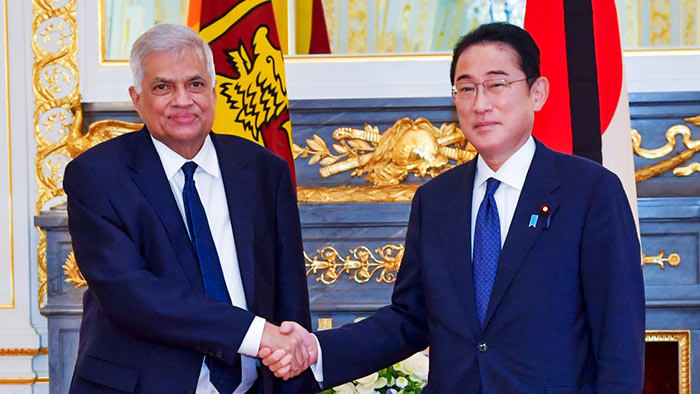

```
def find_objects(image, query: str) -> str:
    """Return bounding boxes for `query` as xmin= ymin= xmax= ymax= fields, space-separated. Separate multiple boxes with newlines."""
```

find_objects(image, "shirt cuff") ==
xmin=310 ymin=333 xmax=324 ymax=384
xmin=238 ymin=316 xmax=266 ymax=358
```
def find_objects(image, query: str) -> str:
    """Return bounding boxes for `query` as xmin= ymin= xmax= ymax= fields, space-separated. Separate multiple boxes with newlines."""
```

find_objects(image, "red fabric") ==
xmin=308 ymin=0 xmax=331 ymax=54
xmin=524 ymin=0 xmax=573 ymax=154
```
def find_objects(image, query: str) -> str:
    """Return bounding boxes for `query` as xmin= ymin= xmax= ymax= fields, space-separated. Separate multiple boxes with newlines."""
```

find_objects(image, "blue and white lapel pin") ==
xmin=530 ymin=204 xmax=552 ymax=229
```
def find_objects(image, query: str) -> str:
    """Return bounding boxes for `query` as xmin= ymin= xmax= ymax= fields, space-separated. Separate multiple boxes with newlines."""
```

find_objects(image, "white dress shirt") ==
xmin=310 ymin=136 xmax=538 ymax=386
xmin=471 ymin=136 xmax=536 ymax=256
xmin=151 ymin=135 xmax=266 ymax=394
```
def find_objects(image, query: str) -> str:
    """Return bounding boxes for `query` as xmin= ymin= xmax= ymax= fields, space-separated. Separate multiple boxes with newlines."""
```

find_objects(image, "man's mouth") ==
xmin=170 ymin=113 xmax=196 ymax=123
xmin=473 ymin=121 xmax=498 ymax=129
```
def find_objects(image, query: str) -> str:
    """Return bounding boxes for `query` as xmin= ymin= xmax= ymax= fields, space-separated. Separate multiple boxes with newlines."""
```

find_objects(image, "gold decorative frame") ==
xmin=0 ymin=348 xmax=48 ymax=356
xmin=0 ymin=0 xmax=13 ymax=310
xmin=32 ymin=0 xmax=81 ymax=307
xmin=0 ymin=377 xmax=49 ymax=385
xmin=0 ymin=348 xmax=49 ymax=385
xmin=645 ymin=330 xmax=691 ymax=394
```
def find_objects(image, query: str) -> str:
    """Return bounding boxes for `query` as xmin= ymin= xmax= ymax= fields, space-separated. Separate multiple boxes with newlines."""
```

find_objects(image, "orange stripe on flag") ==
xmin=187 ymin=0 xmax=202 ymax=32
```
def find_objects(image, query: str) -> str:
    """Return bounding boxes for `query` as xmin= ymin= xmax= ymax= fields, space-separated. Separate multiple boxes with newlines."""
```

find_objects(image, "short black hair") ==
xmin=450 ymin=22 xmax=541 ymax=87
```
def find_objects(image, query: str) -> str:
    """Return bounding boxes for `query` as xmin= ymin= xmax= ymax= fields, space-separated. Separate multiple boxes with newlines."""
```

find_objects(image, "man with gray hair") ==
xmin=64 ymin=23 xmax=317 ymax=393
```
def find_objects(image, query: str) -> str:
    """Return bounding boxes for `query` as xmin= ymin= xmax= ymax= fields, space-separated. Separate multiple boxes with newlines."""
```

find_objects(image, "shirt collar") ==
xmin=474 ymin=136 xmax=535 ymax=191
xmin=150 ymin=134 xmax=221 ymax=180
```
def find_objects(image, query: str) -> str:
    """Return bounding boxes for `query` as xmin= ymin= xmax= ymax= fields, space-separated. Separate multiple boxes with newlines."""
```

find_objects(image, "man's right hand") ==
xmin=258 ymin=321 xmax=317 ymax=380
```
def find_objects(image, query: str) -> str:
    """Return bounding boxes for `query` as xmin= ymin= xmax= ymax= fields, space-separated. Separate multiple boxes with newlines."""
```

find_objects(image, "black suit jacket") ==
xmin=316 ymin=141 xmax=645 ymax=394
xmin=64 ymin=128 xmax=316 ymax=393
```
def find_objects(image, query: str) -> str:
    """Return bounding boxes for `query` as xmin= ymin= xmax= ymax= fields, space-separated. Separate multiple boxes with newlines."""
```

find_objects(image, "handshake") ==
xmin=258 ymin=321 xmax=318 ymax=380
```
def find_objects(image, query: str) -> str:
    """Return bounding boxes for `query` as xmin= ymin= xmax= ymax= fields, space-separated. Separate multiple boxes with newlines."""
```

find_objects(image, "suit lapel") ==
xmin=126 ymin=128 xmax=203 ymax=290
xmin=482 ymin=141 xmax=561 ymax=328
xmin=439 ymin=160 xmax=482 ymax=339
xmin=211 ymin=133 xmax=257 ymax=308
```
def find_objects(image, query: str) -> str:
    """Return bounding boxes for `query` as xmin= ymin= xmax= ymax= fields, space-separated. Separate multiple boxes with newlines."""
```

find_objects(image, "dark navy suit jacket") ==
xmin=64 ymin=128 xmax=316 ymax=393
xmin=316 ymin=140 xmax=645 ymax=394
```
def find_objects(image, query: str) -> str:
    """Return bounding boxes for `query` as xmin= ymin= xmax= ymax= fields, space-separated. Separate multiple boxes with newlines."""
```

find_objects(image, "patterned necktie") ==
xmin=473 ymin=177 xmax=501 ymax=327
xmin=182 ymin=161 xmax=241 ymax=393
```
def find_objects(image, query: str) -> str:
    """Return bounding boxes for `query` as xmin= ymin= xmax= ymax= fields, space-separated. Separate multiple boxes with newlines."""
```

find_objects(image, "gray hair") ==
xmin=129 ymin=23 xmax=216 ymax=93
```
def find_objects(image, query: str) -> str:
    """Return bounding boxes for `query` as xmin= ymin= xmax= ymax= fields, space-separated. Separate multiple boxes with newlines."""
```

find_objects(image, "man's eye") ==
xmin=487 ymin=81 xmax=508 ymax=89
xmin=460 ymin=85 xmax=475 ymax=93
xmin=189 ymin=81 xmax=207 ymax=91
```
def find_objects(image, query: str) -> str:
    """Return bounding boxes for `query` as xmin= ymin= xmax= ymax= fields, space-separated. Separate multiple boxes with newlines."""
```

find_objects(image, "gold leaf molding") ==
xmin=645 ymin=330 xmax=690 ymax=394
xmin=305 ymin=244 xmax=404 ymax=285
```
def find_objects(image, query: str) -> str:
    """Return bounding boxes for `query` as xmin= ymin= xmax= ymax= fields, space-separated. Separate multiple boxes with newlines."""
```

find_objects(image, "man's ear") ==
xmin=128 ymin=86 xmax=141 ymax=114
xmin=531 ymin=76 xmax=549 ymax=111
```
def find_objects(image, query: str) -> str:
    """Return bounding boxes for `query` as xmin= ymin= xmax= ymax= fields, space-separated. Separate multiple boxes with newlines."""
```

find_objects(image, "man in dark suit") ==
xmin=64 ymin=23 xmax=315 ymax=393
xmin=263 ymin=22 xmax=645 ymax=393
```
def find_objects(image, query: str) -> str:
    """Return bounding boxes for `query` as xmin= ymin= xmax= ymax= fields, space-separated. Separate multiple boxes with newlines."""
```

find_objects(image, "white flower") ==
xmin=395 ymin=376 xmax=409 ymax=388
xmin=374 ymin=376 xmax=388 ymax=388
xmin=355 ymin=373 xmax=379 ymax=394
xmin=355 ymin=372 xmax=379 ymax=386
xmin=394 ymin=352 xmax=429 ymax=380
xmin=354 ymin=384 xmax=375 ymax=394
xmin=333 ymin=382 xmax=358 ymax=394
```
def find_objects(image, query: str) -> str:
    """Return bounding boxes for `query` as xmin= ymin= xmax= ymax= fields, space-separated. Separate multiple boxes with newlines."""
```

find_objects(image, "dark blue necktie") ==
xmin=182 ymin=161 xmax=241 ymax=393
xmin=473 ymin=177 xmax=501 ymax=327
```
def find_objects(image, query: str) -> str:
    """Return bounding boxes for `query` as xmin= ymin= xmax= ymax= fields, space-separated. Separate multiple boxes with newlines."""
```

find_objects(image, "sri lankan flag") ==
xmin=524 ymin=0 xmax=638 ymax=218
xmin=188 ymin=0 xmax=296 ymax=183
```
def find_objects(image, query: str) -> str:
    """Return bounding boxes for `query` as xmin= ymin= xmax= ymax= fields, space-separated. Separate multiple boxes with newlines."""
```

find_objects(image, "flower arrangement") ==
xmin=320 ymin=351 xmax=428 ymax=394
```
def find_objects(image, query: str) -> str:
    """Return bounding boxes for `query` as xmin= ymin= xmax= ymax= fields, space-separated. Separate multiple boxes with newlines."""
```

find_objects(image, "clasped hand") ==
xmin=258 ymin=321 xmax=317 ymax=380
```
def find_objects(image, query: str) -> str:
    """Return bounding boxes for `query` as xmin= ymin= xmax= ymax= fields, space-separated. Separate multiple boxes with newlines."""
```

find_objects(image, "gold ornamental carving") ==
xmin=297 ymin=184 xmax=419 ymax=203
xmin=641 ymin=251 xmax=681 ymax=270
xmin=293 ymin=117 xmax=475 ymax=186
xmin=305 ymin=244 xmax=404 ymax=285
xmin=633 ymin=115 xmax=700 ymax=183
xmin=645 ymin=330 xmax=690 ymax=394
xmin=33 ymin=0 xmax=80 ymax=307
xmin=62 ymin=251 xmax=86 ymax=288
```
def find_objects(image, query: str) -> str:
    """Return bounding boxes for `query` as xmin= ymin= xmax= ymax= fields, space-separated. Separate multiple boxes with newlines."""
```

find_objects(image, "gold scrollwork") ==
xmin=305 ymin=244 xmax=404 ymax=285
xmin=33 ymin=0 xmax=80 ymax=307
xmin=294 ymin=117 xmax=475 ymax=186
xmin=632 ymin=117 xmax=700 ymax=183
xmin=645 ymin=330 xmax=690 ymax=394
xmin=62 ymin=251 xmax=86 ymax=288
xmin=642 ymin=251 xmax=681 ymax=270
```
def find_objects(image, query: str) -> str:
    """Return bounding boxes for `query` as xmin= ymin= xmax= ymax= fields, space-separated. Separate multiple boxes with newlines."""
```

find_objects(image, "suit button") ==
xmin=478 ymin=342 xmax=488 ymax=352
xmin=184 ymin=389 xmax=195 ymax=394
xmin=216 ymin=350 xmax=223 ymax=358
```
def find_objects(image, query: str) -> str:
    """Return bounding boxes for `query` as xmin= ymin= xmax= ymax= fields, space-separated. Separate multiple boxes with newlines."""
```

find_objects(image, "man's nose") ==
xmin=172 ymin=85 xmax=194 ymax=105
xmin=472 ymin=86 xmax=492 ymax=113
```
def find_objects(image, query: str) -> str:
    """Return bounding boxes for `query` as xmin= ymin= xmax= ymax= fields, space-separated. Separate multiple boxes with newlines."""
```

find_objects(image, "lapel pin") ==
xmin=540 ymin=204 xmax=552 ymax=228
xmin=529 ymin=215 xmax=538 ymax=228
